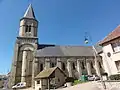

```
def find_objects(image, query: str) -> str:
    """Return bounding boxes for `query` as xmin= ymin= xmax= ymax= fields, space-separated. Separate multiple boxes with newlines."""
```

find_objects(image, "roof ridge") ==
xmin=104 ymin=25 xmax=120 ymax=38
xmin=100 ymin=25 xmax=120 ymax=44
xmin=60 ymin=45 xmax=92 ymax=47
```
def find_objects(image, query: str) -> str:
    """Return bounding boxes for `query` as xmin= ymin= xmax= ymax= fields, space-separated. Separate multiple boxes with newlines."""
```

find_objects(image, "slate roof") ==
xmin=35 ymin=67 xmax=66 ymax=79
xmin=94 ymin=43 xmax=103 ymax=54
xmin=35 ymin=67 xmax=56 ymax=79
xmin=99 ymin=25 xmax=120 ymax=45
xmin=35 ymin=45 xmax=100 ymax=57
xmin=23 ymin=4 xmax=36 ymax=19
xmin=38 ymin=44 xmax=56 ymax=49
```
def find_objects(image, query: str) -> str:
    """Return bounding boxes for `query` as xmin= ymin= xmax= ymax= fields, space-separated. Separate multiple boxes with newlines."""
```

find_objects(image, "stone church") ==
xmin=8 ymin=4 xmax=104 ymax=88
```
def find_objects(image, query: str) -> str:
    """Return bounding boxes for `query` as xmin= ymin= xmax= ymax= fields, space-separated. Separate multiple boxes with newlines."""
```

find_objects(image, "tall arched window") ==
xmin=25 ymin=25 xmax=31 ymax=32
xmin=62 ymin=63 xmax=65 ymax=70
xmin=91 ymin=62 xmax=93 ymax=68
xmin=99 ymin=62 xmax=102 ymax=68
xmin=28 ymin=25 xmax=31 ymax=32
xmin=51 ymin=63 xmax=55 ymax=67
xmin=25 ymin=25 xmax=28 ymax=32
xmin=40 ymin=64 xmax=43 ymax=71
xmin=73 ymin=63 xmax=75 ymax=70
xmin=82 ymin=62 xmax=85 ymax=69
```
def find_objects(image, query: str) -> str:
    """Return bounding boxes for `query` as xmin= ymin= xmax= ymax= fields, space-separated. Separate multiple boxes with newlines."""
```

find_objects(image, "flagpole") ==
xmin=84 ymin=32 xmax=106 ymax=90
xmin=92 ymin=45 xmax=106 ymax=90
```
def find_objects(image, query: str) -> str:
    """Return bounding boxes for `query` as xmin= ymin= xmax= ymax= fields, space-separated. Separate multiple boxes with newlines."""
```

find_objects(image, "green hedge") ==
xmin=109 ymin=74 xmax=120 ymax=80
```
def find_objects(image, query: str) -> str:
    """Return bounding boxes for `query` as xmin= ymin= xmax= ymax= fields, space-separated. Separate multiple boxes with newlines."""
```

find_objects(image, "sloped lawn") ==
xmin=73 ymin=80 xmax=89 ymax=85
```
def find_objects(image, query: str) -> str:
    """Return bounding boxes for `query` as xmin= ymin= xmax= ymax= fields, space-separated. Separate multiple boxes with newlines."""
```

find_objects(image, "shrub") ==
xmin=65 ymin=77 xmax=74 ymax=82
xmin=73 ymin=80 xmax=82 ymax=85
xmin=109 ymin=74 xmax=120 ymax=80
xmin=102 ymin=73 xmax=108 ymax=76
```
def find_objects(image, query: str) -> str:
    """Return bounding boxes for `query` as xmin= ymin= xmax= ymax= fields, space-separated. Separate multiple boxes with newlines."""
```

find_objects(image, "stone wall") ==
xmin=37 ymin=57 xmax=104 ymax=79
xmin=55 ymin=68 xmax=66 ymax=88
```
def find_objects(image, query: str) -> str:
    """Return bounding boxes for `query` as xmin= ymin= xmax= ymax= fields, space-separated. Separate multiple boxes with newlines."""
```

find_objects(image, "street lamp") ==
xmin=84 ymin=33 xmax=106 ymax=90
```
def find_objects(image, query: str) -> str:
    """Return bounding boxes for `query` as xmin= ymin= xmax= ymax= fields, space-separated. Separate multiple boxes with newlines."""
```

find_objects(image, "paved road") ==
xmin=57 ymin=81 xmax=107 ymax=90
xmin=0 ymin=89 xmax=13 ymax=90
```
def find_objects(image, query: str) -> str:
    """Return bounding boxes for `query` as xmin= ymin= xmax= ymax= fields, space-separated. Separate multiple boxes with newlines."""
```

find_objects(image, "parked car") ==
xmin=12 ymin=82 xmax=26 ymax=89
xmin=87 ymin=75 xmax=100 ymax=81
xmin=94 ymin=75 xmax=100 ymax=81
xmin=87 ymin=75 xmax=94 ymax=81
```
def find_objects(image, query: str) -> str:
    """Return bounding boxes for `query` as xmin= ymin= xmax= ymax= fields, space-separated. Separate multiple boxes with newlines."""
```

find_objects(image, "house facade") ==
xmin=99 ymin=25 xmax=120 ymax=76
xmin=34 ymin=67 xmax=66 ymax=90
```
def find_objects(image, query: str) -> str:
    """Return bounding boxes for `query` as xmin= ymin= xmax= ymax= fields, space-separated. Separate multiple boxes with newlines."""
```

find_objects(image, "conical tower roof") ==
xmin=23 ymin=4 xmax=36 ymax=19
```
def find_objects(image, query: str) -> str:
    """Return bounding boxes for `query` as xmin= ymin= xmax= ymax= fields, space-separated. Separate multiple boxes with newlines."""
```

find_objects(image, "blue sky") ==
xmin=0 ymin=0 xmax=120 ymax=74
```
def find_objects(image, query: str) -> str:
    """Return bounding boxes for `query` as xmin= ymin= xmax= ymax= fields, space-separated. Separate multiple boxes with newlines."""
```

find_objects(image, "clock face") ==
xmin=107 ymin=52 xmax=111 ymax=57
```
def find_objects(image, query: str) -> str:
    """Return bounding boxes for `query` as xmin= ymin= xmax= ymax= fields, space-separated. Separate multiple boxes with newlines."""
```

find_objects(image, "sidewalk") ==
xmin=57 ymin=81 xmax=102 ymax=90
xmin=56 ymin=81 xmax=117 ymax=90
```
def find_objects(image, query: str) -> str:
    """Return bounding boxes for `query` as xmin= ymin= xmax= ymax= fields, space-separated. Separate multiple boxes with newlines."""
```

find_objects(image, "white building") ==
xmin=99 ymin=25 xmax=120 ymax=76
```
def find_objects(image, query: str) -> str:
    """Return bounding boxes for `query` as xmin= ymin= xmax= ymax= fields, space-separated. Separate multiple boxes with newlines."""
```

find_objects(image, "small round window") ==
xmin=107 ymin=52 xmax=111 ymax=57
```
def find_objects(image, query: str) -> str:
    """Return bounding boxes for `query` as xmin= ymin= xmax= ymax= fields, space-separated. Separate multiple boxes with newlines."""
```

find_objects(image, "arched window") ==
xmin=99 ymin=62 xmax=102 ymax=68
xmin=62 ymin=63 xmax=65 ymax=70
xmin=40 ymin=64 xmax=43 ymax=71
xmin=25 ymin=25 xmax=28 ymax=32
xmin=25 ymin=25 xmax=31 ymax=32
xmin=91 ymin=62 xmax=93 ymax=68
xmin=51 ymin=63 xmax=55 ymax=67
xmin=73 ymin=63 xmax=75 ymax=70
xmin=28 ymin=25 xmax=31 ymax=32
xmin=82 ymin=62 xmax=85 ymax=69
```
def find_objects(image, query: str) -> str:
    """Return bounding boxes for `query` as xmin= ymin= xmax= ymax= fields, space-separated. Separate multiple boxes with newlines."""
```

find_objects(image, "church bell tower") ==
xmin=19 ymin=4 xmax=38 ymax=38
xmin=9 ymin=4 xmax=38 ymax=88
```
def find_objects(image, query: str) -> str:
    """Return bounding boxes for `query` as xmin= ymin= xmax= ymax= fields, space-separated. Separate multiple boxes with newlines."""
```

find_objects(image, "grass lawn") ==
xmin=73 ymin=80 xmax=89 ymax=85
